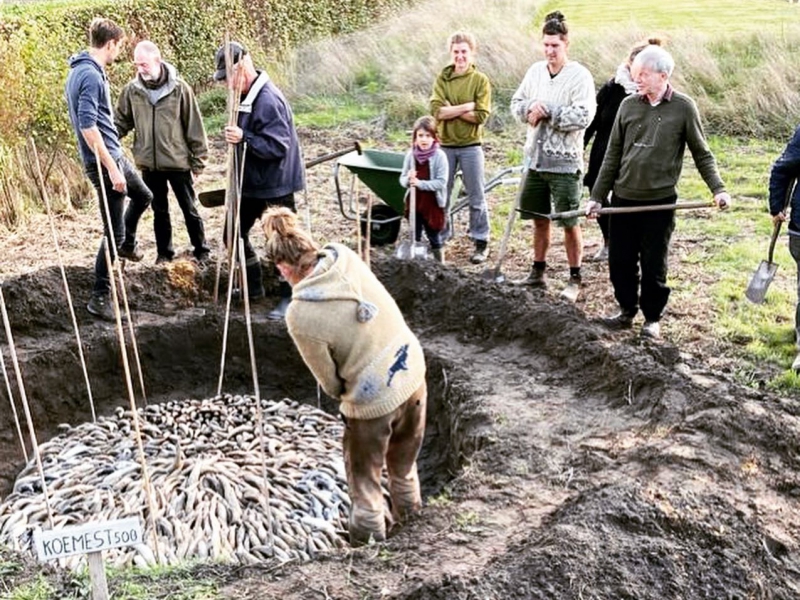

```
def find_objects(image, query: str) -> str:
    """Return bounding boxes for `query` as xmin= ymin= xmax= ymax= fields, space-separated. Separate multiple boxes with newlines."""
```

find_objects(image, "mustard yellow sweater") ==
xmin=286 ymin=244 xmax=426 ymax=420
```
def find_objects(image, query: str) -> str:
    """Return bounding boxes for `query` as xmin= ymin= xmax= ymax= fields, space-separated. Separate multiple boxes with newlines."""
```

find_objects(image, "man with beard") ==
xmin=116 ymin=40 xmax=211 ymax=264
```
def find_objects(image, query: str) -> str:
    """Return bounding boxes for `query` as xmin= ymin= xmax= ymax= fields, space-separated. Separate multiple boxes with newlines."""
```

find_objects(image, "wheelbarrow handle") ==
xmin=304 ymin=141 xmax=362 ymax=169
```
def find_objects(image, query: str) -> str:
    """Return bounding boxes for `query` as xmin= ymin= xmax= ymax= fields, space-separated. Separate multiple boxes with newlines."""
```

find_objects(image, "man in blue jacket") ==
xmin=213 ymin=41 xmax=305 ymax=320
xmin=65 ymin=18 xmax=153 ymax=321
xmin=768 ymin=126 xmax=800 ymax=371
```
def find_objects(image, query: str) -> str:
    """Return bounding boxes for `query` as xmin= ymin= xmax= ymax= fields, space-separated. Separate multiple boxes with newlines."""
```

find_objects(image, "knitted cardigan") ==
xmin=286 ymin=243 xmax=426 ymax=420
xmin=510 ymin=60 xmax=596 ymax=173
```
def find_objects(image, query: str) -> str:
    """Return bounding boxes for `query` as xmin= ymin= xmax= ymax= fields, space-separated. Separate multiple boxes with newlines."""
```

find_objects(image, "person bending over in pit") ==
xmin=262 ymin=207 xmax=427 ymax=545
xmin=768 ymin=125 xmax=800 ymax=371
xmin=399 ymin=115 xmax=449 ymax=263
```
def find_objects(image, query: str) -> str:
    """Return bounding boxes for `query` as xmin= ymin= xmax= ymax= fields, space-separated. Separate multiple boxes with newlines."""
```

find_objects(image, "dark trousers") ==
xmin=414 ymin=215 xmax=443 ymax=250
xmin=608 ymin=194 xmax=676 ymax=322
xmin=223 ymin=193 xmax=296 ymax=295
xmin=143 ymin=169 xmax=209 ymax=259
xmin=85 ymin=156 xmax=152 ymax=296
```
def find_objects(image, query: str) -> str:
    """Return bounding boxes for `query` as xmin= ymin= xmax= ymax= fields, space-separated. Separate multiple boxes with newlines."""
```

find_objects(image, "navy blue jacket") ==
xmin=65 ymin=51 xmax=123 ymax=167
xmin=236 ymin=72 xmax=304 ymax=199
xmin=769 ymin=125 xmax=800 ymax=234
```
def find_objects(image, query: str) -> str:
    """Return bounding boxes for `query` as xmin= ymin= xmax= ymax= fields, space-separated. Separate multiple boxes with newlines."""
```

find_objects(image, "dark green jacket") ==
xmin=591 ymin=85 xmax=725 ymax=203
xmin=115 ymin=62 xmax=208 ymax=173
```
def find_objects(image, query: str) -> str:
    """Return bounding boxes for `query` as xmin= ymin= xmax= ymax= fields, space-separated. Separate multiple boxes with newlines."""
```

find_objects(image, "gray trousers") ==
xmin=790 ymin=234 xmax=800 ymax=349
xmin=442 ymin=145 xmax=489 ymax=242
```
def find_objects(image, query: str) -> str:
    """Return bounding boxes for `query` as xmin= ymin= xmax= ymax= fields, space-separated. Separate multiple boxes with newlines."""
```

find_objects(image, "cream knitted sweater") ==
xmin=510 ymin=60 xmax=596 ymax=173
xmin=286 ymin=243 xmax=426 ymax=420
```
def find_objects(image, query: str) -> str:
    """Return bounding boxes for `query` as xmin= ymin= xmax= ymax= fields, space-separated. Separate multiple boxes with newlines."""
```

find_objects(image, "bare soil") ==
xmin=1 ymin=123 xmax=799 ymax=599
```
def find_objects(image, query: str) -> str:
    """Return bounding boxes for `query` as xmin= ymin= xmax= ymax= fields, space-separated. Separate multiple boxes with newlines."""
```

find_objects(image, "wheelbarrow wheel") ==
xmin=361 ymin=203 xmax=401 ymax=247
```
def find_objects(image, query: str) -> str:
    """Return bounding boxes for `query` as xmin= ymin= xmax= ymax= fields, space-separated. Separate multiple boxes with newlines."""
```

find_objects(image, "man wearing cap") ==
xmin=213 ymin=41 xmax=305 ymax=320
xmin=116 ymin=40 xmax=211 ymax=264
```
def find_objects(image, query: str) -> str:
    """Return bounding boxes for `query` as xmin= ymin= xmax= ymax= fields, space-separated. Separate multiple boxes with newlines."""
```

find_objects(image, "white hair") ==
xmin=134 ymin=40 xmax=161 ymax=60
xmin=632 ymin=45 xmax=674 ymax=77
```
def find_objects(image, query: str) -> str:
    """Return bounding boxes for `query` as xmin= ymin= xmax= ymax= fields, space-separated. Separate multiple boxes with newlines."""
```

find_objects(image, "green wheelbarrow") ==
xmin=334 ymin=149 xmax=406 ymax=246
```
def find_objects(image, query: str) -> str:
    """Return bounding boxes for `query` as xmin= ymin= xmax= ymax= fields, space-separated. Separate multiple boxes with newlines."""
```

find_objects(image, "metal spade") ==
xmin=745 ymin=220 xmax=782 ymax=304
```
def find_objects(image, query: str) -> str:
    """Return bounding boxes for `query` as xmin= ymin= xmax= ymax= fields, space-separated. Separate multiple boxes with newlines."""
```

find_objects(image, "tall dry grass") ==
xmin=286 ymin=0 xmax=800 ymax=137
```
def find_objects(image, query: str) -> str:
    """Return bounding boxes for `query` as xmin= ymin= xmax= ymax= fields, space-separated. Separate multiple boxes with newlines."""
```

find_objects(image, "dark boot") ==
xmin=245 ymin=257 xmax=265 ymax=299
xmin=601 ymin=309 xmax=636 ymax=330
xmin=267 ymin=280 xmax=292 ymax=321
xmin=515 ymin=264 xmax=546 ymax=288
xmin=432 ymin=248 xmax=444 ymax=264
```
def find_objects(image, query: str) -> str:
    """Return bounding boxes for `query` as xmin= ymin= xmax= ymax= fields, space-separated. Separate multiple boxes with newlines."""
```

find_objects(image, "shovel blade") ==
xmin=745 ymin=261 xmax=778 ymax=304
xmin=395 ymin=242 xmax=429 ymax=260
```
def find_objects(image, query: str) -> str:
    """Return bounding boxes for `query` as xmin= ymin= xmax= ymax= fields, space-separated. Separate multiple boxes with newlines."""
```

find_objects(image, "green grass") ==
xmin=538 ymin=0 xmax=800 ymax=34
xmin=667 ymin=134 xmax=799 ymax=387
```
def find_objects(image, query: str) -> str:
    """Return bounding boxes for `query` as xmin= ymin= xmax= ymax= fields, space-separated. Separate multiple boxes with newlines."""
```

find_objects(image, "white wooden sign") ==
xmin=33 ymin=517 xmax=143 ymax=561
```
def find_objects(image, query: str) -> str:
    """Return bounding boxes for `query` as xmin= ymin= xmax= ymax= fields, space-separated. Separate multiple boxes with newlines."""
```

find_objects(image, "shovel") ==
xmin=745 ymin=178 xmax=796 ymax=304
xmin=482 ymin=170 xmax=527 ymax=283
xmin=519 ymin=200 xmax=711 ymax=220
xmin=395 ymin=186 xmax=429 ymax=260
xmin=745 ymin=220 xmax=782 ymax=304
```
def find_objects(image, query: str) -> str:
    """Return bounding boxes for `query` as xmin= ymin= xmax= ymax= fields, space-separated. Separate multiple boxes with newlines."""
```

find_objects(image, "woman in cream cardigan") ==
xmin=263 ymin=207 xmax=427 ymax=545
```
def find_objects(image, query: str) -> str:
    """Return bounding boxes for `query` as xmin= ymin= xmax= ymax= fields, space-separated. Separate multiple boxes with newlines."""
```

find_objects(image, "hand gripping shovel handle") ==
xmin=767 ymin=218 xmax=783 ymax=264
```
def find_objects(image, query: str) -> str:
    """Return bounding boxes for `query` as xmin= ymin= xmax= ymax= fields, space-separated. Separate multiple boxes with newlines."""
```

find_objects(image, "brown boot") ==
xmin=432 ymin=248 xmax=444 ymax=263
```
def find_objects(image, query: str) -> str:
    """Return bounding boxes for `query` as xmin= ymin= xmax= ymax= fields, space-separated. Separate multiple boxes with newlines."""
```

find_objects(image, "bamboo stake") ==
xmin=0 ymin=348 xmax=27 ymax=462
xmin=365 ymin=193 xmax=373 ymax=269
xmin=216 ymin=144 xmax=247 ymax=396
xmin=0 ymin=286 xmax=53 ymax=528
xmin=28 ymin=137 xmax=97 ymax=422
xmin=237 ymin=237 xmax=274 ymax=551
xmin=94 ymin=148 xmax=162 ymax=565
xmin=214 ymin=35 xmax=244 ymax=304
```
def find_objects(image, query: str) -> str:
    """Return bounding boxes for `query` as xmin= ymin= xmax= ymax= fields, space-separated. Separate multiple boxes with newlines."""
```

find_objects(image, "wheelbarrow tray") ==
xmin=337 ymin=149 xmax=407 ymax=215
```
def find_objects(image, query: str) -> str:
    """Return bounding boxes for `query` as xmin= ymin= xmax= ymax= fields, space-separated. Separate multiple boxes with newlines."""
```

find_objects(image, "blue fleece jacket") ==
xmin=65 ymin=51 xmax=122 ymax=167
xmin=769 ymin=125 xmax=800 ymax=235
xmin=236 ymin=71 xmax=305 ymax=199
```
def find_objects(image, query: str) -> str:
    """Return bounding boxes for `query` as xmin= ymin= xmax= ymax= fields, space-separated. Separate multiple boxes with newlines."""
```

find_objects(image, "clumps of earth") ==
xmin=0 ymin=254 xmax=799 ymax=598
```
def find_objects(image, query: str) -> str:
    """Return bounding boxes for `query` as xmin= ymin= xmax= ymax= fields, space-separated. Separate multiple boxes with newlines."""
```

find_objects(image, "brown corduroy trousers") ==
xmin=343 ymin=381 xmax=427 ymax=545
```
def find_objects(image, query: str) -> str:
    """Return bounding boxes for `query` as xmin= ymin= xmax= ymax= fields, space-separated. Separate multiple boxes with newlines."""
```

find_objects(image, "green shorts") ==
xmin=519 ymin=170 xmax=582 ymax=228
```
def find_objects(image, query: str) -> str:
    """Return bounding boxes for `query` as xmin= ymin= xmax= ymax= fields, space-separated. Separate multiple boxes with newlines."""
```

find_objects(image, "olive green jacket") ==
xmin=115 ymin=62 xmax=208 ymax=173
xmin=430 ymin=64 xmax=491 ymax=147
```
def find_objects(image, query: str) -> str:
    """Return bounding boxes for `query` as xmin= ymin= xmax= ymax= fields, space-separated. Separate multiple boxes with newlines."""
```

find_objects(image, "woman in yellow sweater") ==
xmin=262 ymin=207 xmax=427 ymax=545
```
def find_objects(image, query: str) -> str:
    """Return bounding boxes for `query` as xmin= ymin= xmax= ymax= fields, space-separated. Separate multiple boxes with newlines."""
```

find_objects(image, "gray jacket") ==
xmin=399 ymin=148 xmax=449 ymax=208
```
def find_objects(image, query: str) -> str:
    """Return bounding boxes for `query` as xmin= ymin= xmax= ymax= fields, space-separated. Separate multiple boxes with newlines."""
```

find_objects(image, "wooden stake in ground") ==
xmin=94 ymin=147 xmax=162 ymax=565
xmin=28 ymin=137 xmax=97 ymax=421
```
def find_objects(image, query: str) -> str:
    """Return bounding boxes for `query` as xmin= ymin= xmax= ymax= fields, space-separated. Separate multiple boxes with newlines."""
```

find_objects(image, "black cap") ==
xmin=213 ymin=41 xmax=246 ymax=81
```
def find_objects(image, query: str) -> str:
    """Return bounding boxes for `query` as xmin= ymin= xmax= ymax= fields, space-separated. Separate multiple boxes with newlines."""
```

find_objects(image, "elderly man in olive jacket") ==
xmin=115 ymin=40 xmax=210 ymax=263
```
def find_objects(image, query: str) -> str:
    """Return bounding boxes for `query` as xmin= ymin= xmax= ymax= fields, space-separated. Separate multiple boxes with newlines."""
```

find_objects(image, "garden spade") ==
xmin=481 ymin=170 xmax=527 ymax=283
xmin=745 ymin=220 xmax=782 ymax=304
xmin=395 ymin=186 xmax=428 ymax=260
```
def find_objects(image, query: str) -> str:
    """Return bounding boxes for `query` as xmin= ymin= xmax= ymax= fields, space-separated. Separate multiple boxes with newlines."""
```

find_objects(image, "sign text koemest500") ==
xmin=33 ymin=517 xmax=143 ymax=561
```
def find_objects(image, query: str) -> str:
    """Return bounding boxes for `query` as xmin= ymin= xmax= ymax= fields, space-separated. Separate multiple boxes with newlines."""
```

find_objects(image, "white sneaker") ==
xmin=641 ymin=321 xmax=661 ymax=339
xmin=792 ymin=352 xmax=800 ymax=373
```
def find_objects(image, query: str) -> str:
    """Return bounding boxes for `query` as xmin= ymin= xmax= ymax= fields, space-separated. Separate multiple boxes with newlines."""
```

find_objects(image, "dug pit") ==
xmin=1 ymin=256 xmax=799 ymax=598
